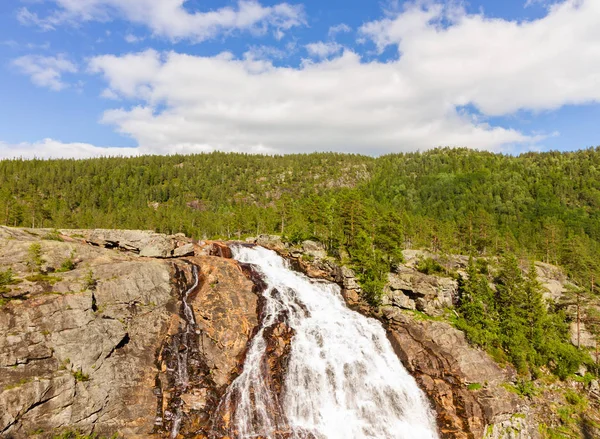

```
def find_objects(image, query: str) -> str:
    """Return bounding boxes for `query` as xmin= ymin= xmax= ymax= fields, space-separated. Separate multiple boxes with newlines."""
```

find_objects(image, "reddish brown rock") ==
xmin=153 ymin=255 xmax=259 ymax=437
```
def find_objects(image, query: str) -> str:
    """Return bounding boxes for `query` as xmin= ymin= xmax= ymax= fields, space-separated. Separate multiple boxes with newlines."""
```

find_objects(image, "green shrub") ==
xmin=467 ymin=382 xmax=482 ymax=391
xmin=564 ymin=389 xmax=586 ymax=407
xmin=0 ymin=268 xmax=20 ymax=294
xmin=83 ymin=269 xmax=97 ymax=290
xmin=416 ymin=257 xmax=445 ymax=275
xmin=42 ymin=230 xmax=64 ymax=241
xmin=58 ymin=257 xmax=76 ymax=272
xmin=72 ymin=369 xmax=89 ymax=382
xmin=27 ymin=243 xmax=44 ymax=272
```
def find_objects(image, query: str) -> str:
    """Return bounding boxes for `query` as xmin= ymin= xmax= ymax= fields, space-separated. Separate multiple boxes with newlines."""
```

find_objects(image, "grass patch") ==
xmin=501 ymin=380 xmax=538 ymax=398
xmin=402 ymin=309 xmax=445 ymax=322
xmin=467 ymin=382 xmax=482 ymax=391
xmin=4 ymin=377 xmax=32 ymax=391
xmin=72 ymin=369 xmax=89 ymax=382
xmin=25 ymin=274 xmax=61 ymax=285
xmin=42 ymin=230 xmax=64 ymax=241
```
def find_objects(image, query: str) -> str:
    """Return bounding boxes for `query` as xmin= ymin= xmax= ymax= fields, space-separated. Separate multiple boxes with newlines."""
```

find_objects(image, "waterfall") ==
xmin=214 ymin=244 xmax=439 ymax=439
xmin=167 ymin=264 xmax=200 ymax=439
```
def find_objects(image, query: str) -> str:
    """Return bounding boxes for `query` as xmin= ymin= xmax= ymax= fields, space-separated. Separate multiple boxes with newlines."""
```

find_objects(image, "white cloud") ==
xmin=124 ymin=34 xmax=144 ymax=44
xmin=305 ymin=41 xmax=343 ymax=58
xmin=17 ymin=0 xmax=306 ymax=43
xmin=12 ymin=0 xmax=600 ymax=157
xmin=358 ymin=0 xmax=600 ymax=116
xmin=12 ymin=54 xmax=77 ymax=91
xmin=86 ymin=48 xmax=535 ymax=155
xmin=328 ymin=23 xmax=352 ymax=37
xmin=0 ymin=137 xmax=276 ymax=160
xmin=0 ymin=139 xmax=138 ymax=160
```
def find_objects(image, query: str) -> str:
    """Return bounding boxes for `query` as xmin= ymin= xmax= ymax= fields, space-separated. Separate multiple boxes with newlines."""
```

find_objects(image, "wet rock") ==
xmin=154 ymin=254 xmax=260 ymax=437
xmin=208 ymin=242 xmax=233 ymax=259
xmin=385 ymin=314 xmax=526 ymax=439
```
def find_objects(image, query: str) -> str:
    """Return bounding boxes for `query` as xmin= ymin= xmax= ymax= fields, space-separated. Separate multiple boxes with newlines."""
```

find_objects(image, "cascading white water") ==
xmin=217 ymin=244 xmax=439 ymax=439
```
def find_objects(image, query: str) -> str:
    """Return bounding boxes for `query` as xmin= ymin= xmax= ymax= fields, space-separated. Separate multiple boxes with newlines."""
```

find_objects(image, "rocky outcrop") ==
xmin=382 ymin=269 xmax=457 ymax=316
xmin=0 ymin=227 xmax=176 ymax=438
xmin=0 ymin=228 xmax=262 ymax=438
xmin=61 ymin=228 xmax=195 ymax=259
xmin=3 ymin=229 xmax=581 ymax=439
xmin=153 ymin=253 xmax=260 ymax=437
xmin=382 ymin=310 xmax=536 ymax=439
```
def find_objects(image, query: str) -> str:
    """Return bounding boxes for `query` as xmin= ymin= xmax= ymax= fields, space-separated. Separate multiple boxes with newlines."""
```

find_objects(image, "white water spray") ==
xmin=217 ymin=244 xmax=439 ymax=439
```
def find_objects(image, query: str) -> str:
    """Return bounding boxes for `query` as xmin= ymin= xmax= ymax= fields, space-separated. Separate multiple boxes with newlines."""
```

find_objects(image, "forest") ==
xmin=1 ymin=147 xmax=600 ymax=377
xmin=1 ymin=147 xmax=598 ymax=285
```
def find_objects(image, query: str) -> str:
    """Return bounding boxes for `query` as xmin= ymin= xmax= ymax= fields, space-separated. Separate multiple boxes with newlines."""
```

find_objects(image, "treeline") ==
xmin=1 ymin=147 xmax=599 ymax=293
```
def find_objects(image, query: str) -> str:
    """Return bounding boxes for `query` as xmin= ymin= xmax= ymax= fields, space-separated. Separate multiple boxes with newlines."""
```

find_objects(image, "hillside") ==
xmin=1 ymin=148 xmax=599 ymax=289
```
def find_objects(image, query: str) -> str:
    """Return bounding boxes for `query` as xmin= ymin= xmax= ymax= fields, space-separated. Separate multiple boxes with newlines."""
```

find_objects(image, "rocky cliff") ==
xmin=0 ymin=228 xmax=261 ymax=438
xmin=2 ymin=228 xmax=597 ymax=438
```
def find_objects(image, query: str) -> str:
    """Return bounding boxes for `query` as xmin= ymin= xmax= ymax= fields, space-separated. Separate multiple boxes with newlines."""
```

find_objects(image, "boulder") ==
xmin=384 ymin=270 xmax=457 ymax=316
xmin=255 ymin=234 xmax=287 ymax=251
xmin=301 ymin=240 xmax=327 ymax=259
xmin=173 ymin=243 xmax=195 ymax=257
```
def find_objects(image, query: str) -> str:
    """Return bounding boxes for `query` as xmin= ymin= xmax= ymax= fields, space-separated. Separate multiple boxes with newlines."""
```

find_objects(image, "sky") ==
xmin=0 ymin=0 xmax=599 ymax=159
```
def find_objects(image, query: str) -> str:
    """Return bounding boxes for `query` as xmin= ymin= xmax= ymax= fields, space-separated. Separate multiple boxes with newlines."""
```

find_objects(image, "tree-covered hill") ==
xmin=1 ymin=147 xmax=599 ymax=291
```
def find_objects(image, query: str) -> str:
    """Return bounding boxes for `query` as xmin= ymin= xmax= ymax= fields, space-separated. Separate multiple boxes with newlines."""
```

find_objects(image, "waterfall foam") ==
xmin=214 ymin=244 xmax=439 ymax=439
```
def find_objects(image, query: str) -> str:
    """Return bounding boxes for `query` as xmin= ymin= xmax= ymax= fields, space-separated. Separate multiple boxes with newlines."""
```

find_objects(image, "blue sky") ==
xmin=0 ymin=0 xmax=599 ymax=158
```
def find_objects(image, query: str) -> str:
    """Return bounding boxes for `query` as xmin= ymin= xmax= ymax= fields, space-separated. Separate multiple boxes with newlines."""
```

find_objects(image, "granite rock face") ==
xmin=0 ymin=227 xmax=175 ymax=438
xmin=0 ymin=229 xmax=262 ymax=439
xmin=382 ymin=269 xmax=457 ymax=316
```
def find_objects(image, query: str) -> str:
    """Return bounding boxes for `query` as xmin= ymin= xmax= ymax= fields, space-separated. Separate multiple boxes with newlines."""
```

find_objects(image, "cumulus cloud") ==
xmin=0 ymin=139 xmax=138 ymax=160
xmin=305 ymin=41 xmax=343 ymax=58
xmin=17 ymin=0 xmax=306 ymax=43
xmin=8 ymin=0 xmax=600 ymax=158
xmin=85 ymin=48 xmax=533 ymax=155
xmin=12 ymin=54 xmax=77 ymax=91
xmin=328 ymin=23 xmax=352 ymax=37
xmin=358 ymin=0 xmax=600 ymax=116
